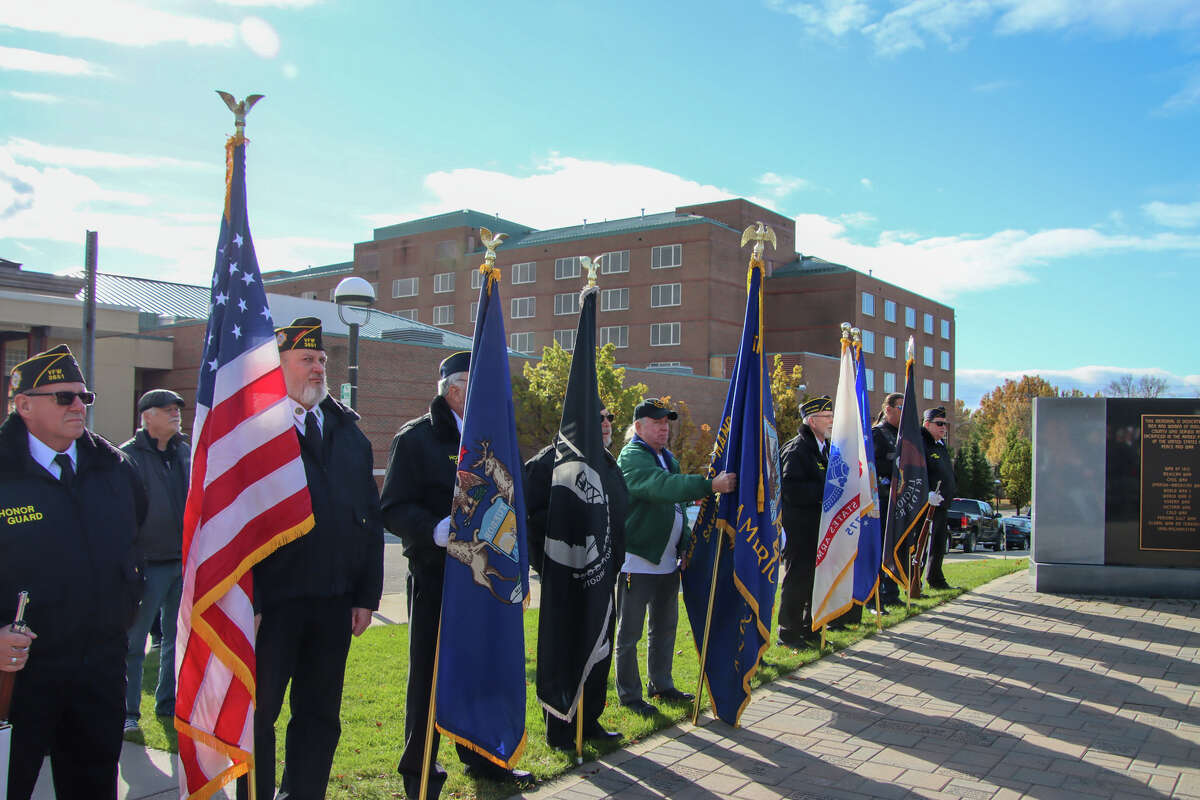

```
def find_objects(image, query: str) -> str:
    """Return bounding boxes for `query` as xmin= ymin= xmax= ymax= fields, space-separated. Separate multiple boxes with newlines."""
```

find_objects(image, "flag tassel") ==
xmin=419 ymin=618 xmax=444 ymax=800
xmin=690 ymin=530 xmax=726 ymax=726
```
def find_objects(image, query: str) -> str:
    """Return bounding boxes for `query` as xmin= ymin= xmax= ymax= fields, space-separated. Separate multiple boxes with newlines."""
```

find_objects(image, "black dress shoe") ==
xmin=621 ymin=698 xmax=656 ymax=717
xmin=927 ymin=582 xmax=956 ymax=591
xmin=464 ymin=763 xmax=534 ymax=785
xmin=649 ymin=687 xmax=694 ymax=703
xmin=583 ymin=723 xmax=621 ymax=741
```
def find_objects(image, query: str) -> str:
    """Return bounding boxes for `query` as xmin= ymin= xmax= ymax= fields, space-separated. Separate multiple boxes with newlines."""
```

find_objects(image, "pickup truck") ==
xmin=945 ymin=498 xmax=1002 ymax=552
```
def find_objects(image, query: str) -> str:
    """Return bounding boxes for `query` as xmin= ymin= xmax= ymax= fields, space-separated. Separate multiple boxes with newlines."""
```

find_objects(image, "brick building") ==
xmin=262 ymin=198 xmax=954 ymax=409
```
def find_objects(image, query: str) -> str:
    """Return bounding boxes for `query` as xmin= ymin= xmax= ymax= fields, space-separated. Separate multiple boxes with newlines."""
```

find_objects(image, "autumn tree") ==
xmin=664 ymin=397 xmax=716 ymax=475
xmin=1104 ymin=374 xmax=1171 ymax=398
xmin=999 ymin=437 xmax=1032 ymax=514
xmin=973 ymin=375 xmax=1060 ymax=465
xmin=769 ymin=354 xmax=804 ymax=445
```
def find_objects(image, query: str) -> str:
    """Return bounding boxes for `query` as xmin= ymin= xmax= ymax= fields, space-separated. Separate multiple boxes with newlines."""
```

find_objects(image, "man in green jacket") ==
xmin=615 ymin=398 xmax=736 ymax=716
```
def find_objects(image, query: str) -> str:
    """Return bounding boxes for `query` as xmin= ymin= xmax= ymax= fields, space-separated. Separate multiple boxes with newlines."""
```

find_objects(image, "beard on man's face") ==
xmin=296 ymin=377 xmax=328 ymax=408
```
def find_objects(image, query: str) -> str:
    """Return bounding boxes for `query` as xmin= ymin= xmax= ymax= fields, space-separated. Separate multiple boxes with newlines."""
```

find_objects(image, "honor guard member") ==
xmin=614 ymin=398 xmax=736 ymax=717
xmin=524 ymin=407 xmax=627 ymax=749
xmin=921 ymin=407 xmax=956 ymax=590
xmin=872 ymin=393 xmax=904 ymax=609
xmin=238 ymin=318 xmax=385 ymax=800
xmin=120 ymin=389 xmax=189 ymax=735
xmin=380 ymin=352 xmax=533 ymax=799
xmin=777 ymin=395 xmax=833 ymax=647
xmin=0 ymin=345 xmax=147 ymax=799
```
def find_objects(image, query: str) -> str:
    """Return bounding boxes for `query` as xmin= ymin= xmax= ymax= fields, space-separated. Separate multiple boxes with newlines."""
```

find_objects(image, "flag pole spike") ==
xmin=418 ymin=618 xmax=444 ymax=800
xmin=691 ymin=528 xmax=726 ymax=726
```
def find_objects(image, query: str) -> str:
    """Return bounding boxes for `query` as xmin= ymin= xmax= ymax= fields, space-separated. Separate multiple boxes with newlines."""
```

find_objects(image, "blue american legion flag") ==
xmin=680 ymin=259 xmax=782 ymax=726
xmin=436 ymin=261 xmax=529 ymax=767
xmin=851 ymin=340 xmax=882 ymax=605
xmin=175 ymin=134 xmax=314 ymax=799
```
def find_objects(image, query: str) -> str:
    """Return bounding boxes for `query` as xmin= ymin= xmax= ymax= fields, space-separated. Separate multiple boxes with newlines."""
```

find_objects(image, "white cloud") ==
xmin=956 ymin=366 xmax=1200 ymax=407
xmin=860 ymin=177 xmax=872 ymax=189
xmin=8 ymin=91 xmax=63 ymax=104
xmin=5 ymin=138 xmax=215 ymax=171
xmin=865 ymin=0 xmax=991 ymax=56
xmin=282 ymin=62 xmax=299 ymax=79
xmin=765 ymin=0 xmax=873 ymax=36
xmin=757 ymin=171 xmax=811 ymax=198
xmin=0 ymin=45 xmax=109 ymax=76
xmin=216 ymin=0 xmax=323 ymax=5
xmin=0 ymin=2 xmax=236 ymax=48
xmin=1143 ymin=199 xmax=1200 ymax=228
xmin=240 ymin=17 xmax=281 ymax=59
xmin=839 ymin=211 xmax=876 ymax=227
xmin=254 ymin=235 xmax=349 ymax=272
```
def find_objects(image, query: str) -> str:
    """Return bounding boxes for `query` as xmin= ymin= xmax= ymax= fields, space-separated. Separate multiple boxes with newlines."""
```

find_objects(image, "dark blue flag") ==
xmin=436 ymin=259 xmax=529 ymax=768
xmin=851 ymin=340 xmax=882 ymax=604
xmin=881 ymin=341 xmax=928 ymax=594
xmin=680 ymin=260 xmax=782 ymax=726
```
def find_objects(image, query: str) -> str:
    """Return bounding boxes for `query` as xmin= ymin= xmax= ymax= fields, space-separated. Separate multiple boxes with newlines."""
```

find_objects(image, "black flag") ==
xmin=535 ymin=287 xmax=616 ymax=722
xmin=881 ymin=339 xmax=929 ymax=594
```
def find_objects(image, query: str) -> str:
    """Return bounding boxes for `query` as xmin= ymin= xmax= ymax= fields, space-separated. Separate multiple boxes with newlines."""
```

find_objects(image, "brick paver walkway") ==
xmin=514 ymin=572 xmax=1200 ymax=800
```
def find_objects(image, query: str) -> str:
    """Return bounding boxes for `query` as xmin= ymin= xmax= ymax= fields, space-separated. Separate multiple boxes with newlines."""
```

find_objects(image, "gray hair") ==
xmin=438 ymin=371 xmax=467 ymax=397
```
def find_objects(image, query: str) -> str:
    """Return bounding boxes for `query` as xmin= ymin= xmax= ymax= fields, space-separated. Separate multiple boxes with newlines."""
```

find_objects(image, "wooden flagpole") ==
xmin=691 ymin=533 xmax=725 ymax=725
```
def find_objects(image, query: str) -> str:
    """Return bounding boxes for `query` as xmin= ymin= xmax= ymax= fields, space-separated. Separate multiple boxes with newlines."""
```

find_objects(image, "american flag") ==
xmin=174 ymin=134 xmax=314 ymax=799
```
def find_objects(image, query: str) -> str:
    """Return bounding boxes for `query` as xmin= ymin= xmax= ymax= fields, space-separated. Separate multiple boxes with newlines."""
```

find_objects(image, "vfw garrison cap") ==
xmin=439 ymin=351 xmax=470 ymax=379
xmin=275 ymin=317 xmax=324 ymax=352
xmin=9 ymin=344 xmax=85 ymax=396
xmin=800 ymin=395 xmax=833 ymax=417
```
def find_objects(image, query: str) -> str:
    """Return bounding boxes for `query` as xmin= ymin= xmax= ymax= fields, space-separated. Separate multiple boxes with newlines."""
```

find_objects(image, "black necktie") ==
xmin=54 ymin=453 xmax=74 ymax=487
xmin=304 ymin=412 xmax=322 ymax=460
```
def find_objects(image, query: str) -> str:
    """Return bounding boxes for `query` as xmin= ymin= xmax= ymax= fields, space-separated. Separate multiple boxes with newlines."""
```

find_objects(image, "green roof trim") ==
xmin=372 ymin=210 xmax=534 ymax=242
xmin=263 ymin=261 xmax=354 ymax=284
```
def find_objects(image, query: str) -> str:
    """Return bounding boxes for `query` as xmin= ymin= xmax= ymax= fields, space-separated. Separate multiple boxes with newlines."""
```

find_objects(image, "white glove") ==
xmin=433 ymin=516 xmax=451 ymax=547
xmin=928 ymin=490 xmax=943 ymax=508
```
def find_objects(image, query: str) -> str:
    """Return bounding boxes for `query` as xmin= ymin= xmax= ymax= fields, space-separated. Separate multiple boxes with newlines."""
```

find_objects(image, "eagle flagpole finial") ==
xmin=740 ymin=221 xmax=777 ymax=262
xmin=479 ymin=227 xmax=508 ymax=270
xmin=216 ymin=91 xmax=264 ymax=135
xmin=579 ymin=255 xmax=602 ymax=288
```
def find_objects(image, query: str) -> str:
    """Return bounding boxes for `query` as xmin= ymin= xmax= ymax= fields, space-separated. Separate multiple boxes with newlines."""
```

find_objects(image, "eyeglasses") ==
xmin=24 ymin=390 xmax=96 ymax=406
xmin=600 ymin=413 xmax=615 ymax=422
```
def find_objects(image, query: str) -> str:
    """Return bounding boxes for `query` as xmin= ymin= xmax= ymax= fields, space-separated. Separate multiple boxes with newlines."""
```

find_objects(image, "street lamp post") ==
xmin=333 ymin=276 xmax=375 ymax=411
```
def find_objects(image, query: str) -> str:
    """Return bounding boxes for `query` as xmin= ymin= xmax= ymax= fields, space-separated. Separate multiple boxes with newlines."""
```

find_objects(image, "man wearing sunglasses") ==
xmin=921 ymin=407 xmax=957 ymax=591
xmin=0 ymin=344 xmax=147 ymax=799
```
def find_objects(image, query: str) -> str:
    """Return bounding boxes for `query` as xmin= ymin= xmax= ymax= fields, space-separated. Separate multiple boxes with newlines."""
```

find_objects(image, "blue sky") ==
xmin=2 ymin=0 xmax=1199 ymax=406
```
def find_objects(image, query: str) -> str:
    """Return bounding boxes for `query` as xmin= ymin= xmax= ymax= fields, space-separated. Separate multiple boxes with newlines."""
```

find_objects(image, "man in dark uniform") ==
xmin=380 ymin=352 xmax=532 ymax=800
xmin=921 ymin=406 xmax=956 ymax=590
xmin=0 ymin=344 xmax=146 ymax=799
xmin=777 ymin=396 xmax=833 ymax=647
xmin=871 ymin=392 xmax=904 ymax=609
xmin=524 ymin=406 xmax=627 ymax=749
xmin=120 ymin=389 xmax=189 ymax=735
xmin=238 ymin=318 xmax=384 ymax=800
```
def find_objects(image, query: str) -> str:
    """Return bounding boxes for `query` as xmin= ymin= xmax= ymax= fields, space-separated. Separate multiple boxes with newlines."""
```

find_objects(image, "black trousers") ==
xmin=777 ymin=525 xmax=818 ymax=641
xmin=877 ymin=487 xmax=900 ymax=603
xmin=544 ymin=613 xmax=614 ymax=745
xmin=7 ymin=655 xmax=124 ymax=800
xmin=926 ymin=508 xmax=950 ymax=587
xmin=237 ymin=595 xmax=352 ymax=800
xmin=398 ymin=561 xmax=491 ymax=799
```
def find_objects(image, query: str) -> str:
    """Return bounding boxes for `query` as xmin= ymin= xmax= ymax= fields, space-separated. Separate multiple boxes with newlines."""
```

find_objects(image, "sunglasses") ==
xmin=24 ymin=390 xmax=96 ymax=406
xmin=930 ymin=420 xmax=948 ymax=427
xmin=600 ymin=413 xmax=615 ymax=422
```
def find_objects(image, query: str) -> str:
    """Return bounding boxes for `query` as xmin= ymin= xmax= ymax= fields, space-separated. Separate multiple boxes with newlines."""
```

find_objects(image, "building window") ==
xmin=600 ymin=287 xmax=629 ymax=311
xmin=555 ymin=256 xmax=581 ymax=280
xmin=395 ymin=309 xmax=417 ymax=321
xmin=650 ymin=282 xmax=681 ymax=308
xmin=940 ymin=382 xmax=950 ymax=402
xmin=511 ymin=262 xmax=536 ymax=284
xmin=651 ymin=244 xmax=682 ymax=269
xmin=554 ymin=292 xmax=580 ymax=316
xmin=469 ymin=302 xmax=478 ymax=325
xmin=393 ymin=277 xmax=418 ymax=298
xmin=862 ymin=291 xmax=875 ymax=316
xmin=300 ymin=290 xmax=318 ymax=300
xmin=923 ymin=313 xmax=934 ymax=334
xmin=434 ymin=272 xmax=455 ymax=293
xmin=940 ymin=350 xmax=950 ymax=371
xmin=599 ymin=325 xmax=628 ymax=348
xmin=884 ymin=335 xmax=896 ymax=359
xmin=923 ymin=378 xmax=934 ymax=399
xmin=866 ymin=368 xmax=875 ymax=391
xmin=434 ymin=240 xmax=456 ymax=260
xmin=883 ymin=372 xmax=896 ymax=393
xmin=433 ymin=305 xmax=454 ymax=326
xmin=510 ymin=332 xmax=535 ymax=354
xmin=923 ymin=346 xmax=934 ymax=367
xmin=600 ymin=250 xmax=629 ymax=274
xmin=861 ymin=329 xmax=875 ymax=354
xmin=470 ymin=270 xmax=483 ymax=290
xmin=940 ymin=318 xmax=951 ymax=339
xmin=905 ymin=306 xmax=916 ymax=328
xmin=884 ymin=300 xmax=896 ymax=323
xmin=650 ymin=322 xmax=681 ymax=346
xmin=554 ymin=329 xmax=576 ymax=351
xmin=511 ymin=296 xmax=535 ymax=319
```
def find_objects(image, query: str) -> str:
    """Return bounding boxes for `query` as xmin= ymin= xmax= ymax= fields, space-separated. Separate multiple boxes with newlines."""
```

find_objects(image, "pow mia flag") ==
xmin=535 ymin=286 xmax=616 ymax=723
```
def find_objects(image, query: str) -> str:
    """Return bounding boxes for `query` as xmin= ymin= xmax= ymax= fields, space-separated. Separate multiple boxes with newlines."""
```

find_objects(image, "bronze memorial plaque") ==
xmin=1140 ymin=415 xmax=1200 ymax=552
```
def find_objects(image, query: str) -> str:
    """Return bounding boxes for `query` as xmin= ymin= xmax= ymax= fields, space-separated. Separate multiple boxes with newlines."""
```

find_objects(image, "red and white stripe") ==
xmin=175 ymin=340 xmax=313 ymax=799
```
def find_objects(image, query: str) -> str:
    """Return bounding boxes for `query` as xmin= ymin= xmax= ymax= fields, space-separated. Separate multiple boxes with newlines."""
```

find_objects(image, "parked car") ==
xmin=946 ymin=498 xmax=1002 ymax=552
xmin=1000 ymin=515 xmax=1031 ymax=550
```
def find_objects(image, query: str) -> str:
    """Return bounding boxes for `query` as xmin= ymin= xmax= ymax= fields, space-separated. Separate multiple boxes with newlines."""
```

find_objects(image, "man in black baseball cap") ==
xmin=921 ymin=407 xmax=957 ymax=590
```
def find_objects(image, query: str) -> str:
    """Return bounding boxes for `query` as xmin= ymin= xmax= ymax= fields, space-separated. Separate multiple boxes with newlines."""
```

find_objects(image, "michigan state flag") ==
xmin=437 ymin=263 xmax=529 ymax=767
xmin=881 ymin=339 xmax=928 ymax=594
xmin=681 ymin=259 xmax=782 ymax=726
xmin=851 ymin=341 xmax=882 ymax=605
xmin=536 ymin=286 xmax=616 ymax=723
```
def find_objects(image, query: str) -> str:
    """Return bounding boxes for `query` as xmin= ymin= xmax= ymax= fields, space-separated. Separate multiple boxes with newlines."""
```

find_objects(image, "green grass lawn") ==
xmin=129 ymin=558 xmax=1027 ymax=799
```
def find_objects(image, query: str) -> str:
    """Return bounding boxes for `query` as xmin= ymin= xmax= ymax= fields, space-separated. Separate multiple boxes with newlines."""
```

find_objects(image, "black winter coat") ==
xmin=252 ymin=396 xmax=384 ymax=611
xmin=873 ymin=421 xmax=898 ymax=494
xmin=0 ymin=413 xmax=147 ymax=671
xmin=922 ymin=428 xmax=958 ymax=500
xmin=779 ymin=424 xmax=827 ymax=546
xmin=120 ymin=428 xmax=189 ymax=561
xmin=523 ymin=443 xmax=628 ymax=577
